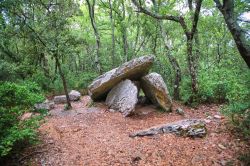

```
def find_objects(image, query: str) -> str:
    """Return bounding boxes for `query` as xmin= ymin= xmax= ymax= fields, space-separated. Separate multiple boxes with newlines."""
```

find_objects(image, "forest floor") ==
xmin=19 ymin=96 xmax=249 ymax=166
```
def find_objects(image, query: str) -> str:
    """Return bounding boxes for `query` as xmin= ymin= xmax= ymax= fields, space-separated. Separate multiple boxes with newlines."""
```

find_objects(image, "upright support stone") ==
xmin=105 ymin=80 xmax=138 ymax=117
xmin=141 ymin=72 xmax=172 ymax=112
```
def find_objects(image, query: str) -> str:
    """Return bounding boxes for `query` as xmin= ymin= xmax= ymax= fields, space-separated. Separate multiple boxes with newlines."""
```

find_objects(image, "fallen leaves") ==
xmin=19 ymin=98 xmax=250 ymax=166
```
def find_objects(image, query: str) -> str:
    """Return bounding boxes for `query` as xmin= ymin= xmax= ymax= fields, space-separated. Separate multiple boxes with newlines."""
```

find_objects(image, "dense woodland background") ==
xmin=0 ymin=0 xmax=249 ymax=161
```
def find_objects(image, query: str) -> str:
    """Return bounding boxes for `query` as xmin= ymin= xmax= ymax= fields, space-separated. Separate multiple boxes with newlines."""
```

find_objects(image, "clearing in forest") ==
xmin=19 ymin=96 xmax=249 ymax=166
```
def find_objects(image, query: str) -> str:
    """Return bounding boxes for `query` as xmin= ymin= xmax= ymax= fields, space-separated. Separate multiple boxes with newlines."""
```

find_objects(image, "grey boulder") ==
xmin=34 ymin=99 xmax=55 ymax=111
xmin=88 ymin=55 xmax=154 ymax=100
xmin=129 ymin=119 xmax=207 ymax=138
xmin=141 ymin=72 xmax=172 ymax=112
xmin=54 ymin=95 xmax=67 ymax=104
xmin=105 ymin=79 xmax=138 ymax=117
xmin=54 ymin=90 xmax=81 ymax=104
xmin=69 ymin=90 xmax=81 ymax=101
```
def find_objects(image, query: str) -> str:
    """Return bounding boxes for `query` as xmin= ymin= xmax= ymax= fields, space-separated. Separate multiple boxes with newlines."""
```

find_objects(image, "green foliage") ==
xmin=28 ymin=71 xmax=53 ymax=91
xmin=66 ymin=72 xmax=99 ymax=91
xmin=0 ymin=60 xmax=16 ymax=81
xmin=0 ymin=82 xmax=44 ymax=158
xmin=0 ymin=82 xmax=45 ymax=108
xmin=51 ymin=71 xmax=98 ymax=94
xmin=0 ymin=0 xmax=249 ymax=149
xmin=238 ymin=150 xmax=250 ymax=166
xmin=197 ymin=64 xmax=250 ymax=137
xmin=180 ymin=76 xmax=193 ymax=103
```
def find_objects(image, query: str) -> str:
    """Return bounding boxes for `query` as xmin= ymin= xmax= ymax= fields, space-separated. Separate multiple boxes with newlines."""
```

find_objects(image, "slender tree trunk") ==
xmin=214 ymin=0 xmax=250 ymax=68
xmin=86 ymin=0 xmax=102 ymax=73
xmin=73 ymin=55 xmax=78 ymax=74
xmin=187 ymin=0 xmax=199 ymax=95
xmin=133 ymin=13 xmax=140 ymax=58
xmin=160 ymin=23 xmax=181 ymax=100
xmin=42 ymin=53 xmax=50 ymax=78
xmin=121 ymin=0 xmax=129 ymax=62
xmin=187 ymin=38 xmax=198 ymax=95
xmin=122 ymin=30 xmax=128 ymax=61
xmin=108 ymin=0 xmax=115 ymax=67
xmin=217 ymin=43 xmax=221 ymax=64
xmin=55 ymin=56 xmax=72 ymax=109
xmin=132 ymin=0 xmax=202 ymax=97
xmin=152 ymin=27 xmax=158 ymax=55
xmin=194 ymin=32 xmax=200 ymax=71
xmin=134 ymin=36 xmax=149 ymax=57
xmin=152 ymin=0 xmax=181 ymax=100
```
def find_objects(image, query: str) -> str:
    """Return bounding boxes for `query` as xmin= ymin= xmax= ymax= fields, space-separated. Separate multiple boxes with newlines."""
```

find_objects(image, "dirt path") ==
xmin=21 ymin=96 xmax=248 ymax=166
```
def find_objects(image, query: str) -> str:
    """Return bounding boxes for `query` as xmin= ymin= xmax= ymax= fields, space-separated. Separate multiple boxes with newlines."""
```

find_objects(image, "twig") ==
xmin=18 ymin=149 xmax=49 ymax=162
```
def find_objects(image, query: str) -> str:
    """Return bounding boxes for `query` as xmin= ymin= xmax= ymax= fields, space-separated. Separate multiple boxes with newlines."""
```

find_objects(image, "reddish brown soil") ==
xmin=21 ymin=96 xmax=249 ymax=166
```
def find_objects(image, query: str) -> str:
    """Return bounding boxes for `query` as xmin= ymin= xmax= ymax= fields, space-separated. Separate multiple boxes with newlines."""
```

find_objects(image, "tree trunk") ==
xmin=86 ymin=0 xmax=102 ymax=73
xmin=152 ymin=0 xmax=181 ymax=100
xmin=187 ymin=38 xmax=198 ymax=95
xmin=214 ymin=0 xmax=250 ymax=68
xmin=55 ymin=56 xmax=72 ymax=109
xmin=108 ymin=0 xmax=115 ymax=67
xmin=160 ymin=23 xmax=181 ymax=100
xmin=132 ymin=0 xmax=202 ymax=98
xmin=122 ymin=30 xmax=129 ymax=62
xmin=42 ymin=53 xmax=50 ymax=78
xmin=133 ymin=12 xmax=140 ymax=58
xmin=121 ymin=0 xmax=129 ymax=62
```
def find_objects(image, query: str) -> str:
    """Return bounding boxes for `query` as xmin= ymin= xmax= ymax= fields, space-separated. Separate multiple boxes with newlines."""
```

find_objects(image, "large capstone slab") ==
xmin=105 ymin=79 xmax=138 ymax=117
xmin=88 ymin=55 xmax=154 ymax=100
xmin=141 ymin=72 xmax=172 ymax=112
xmin=129 ymin=119 xmax=207 ymax=138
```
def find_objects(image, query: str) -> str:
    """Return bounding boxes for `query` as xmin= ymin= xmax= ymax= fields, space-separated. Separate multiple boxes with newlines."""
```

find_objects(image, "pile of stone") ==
xmin=88 ymin=55 xmax=173 ymax=117
xmin=34 ymin=90 xmax=81 ymax=111
xmin=53 ymin=90 xmax=81 ymax=104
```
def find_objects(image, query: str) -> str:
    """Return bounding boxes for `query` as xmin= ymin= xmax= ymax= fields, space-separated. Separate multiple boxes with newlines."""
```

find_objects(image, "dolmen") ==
xmin=88 ymin=55 xmax=173 ymax=117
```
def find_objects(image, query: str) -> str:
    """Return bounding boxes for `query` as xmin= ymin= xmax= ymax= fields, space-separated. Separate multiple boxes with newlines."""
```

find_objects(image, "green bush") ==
xmin=0 ymin=82 xmax=45 ymax=158
xmin=0 ymin=81 xmax=44 ymax=108
xmin=197 ymin=67 xmax=228 ymax=103
xmin=183 ymin=64 xmax=250 ymax=138
xmin=28 ymin=70 xmax=53 ymax=91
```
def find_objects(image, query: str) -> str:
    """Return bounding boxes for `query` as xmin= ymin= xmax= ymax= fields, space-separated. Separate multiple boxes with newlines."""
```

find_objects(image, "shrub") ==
xmin=0 ymin=82 xmax=45 ymax=158
xmin=0 ymin=81 xmax=44 ymax=108
xmin=189 ymin=64 xmax=250 ymax=138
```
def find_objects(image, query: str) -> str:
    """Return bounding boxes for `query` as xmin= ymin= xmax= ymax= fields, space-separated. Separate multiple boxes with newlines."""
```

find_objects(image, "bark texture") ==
xmin=214 ymin=0 xmax=250 ymax=68
xmin=86 ymin=0 xmax=102 ymax=73
xmin=55 ymin=56 xmax=72 ymax=108
xmin=132 ymin=0 xmax=203 ymax=95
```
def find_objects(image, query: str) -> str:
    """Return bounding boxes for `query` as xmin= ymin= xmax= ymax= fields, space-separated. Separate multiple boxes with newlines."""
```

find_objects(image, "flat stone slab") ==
xmin=129 ymin=119 xmax=207 ymax=138
xmin=141 ymin=72 xmax=172 ymax=112
xmin=105 ymin=79 xmax=138 ymax=117
xmin=54 ymin=90 xmax=81 ymax=104
xmin=88 ymin=55 xmax=154 ymax=100
xmin=34 ymin=99 xmax=55 ymax=111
